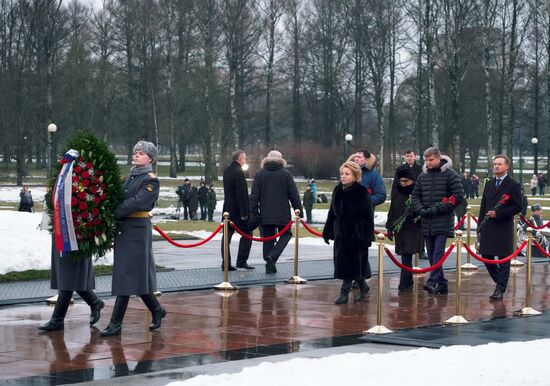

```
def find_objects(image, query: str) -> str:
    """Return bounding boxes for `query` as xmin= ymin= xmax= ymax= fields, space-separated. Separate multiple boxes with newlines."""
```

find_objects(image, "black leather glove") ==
xmin=427 ymin=206 xmax=439 ymax=216
xmin=387 ymin=231 xmax=394 ymax=241
xmin=420 ymin=208 xmax=428 ymax=217
xmin=323 ymin=237 xmax=330 ymax=245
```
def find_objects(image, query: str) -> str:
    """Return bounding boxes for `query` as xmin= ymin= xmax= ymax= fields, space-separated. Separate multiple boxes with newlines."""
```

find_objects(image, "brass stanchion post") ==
xmin=514 ymin=227 xmax=541 ymax=316
xmin=215 ymin=212 xmax=238 ymax=291
xmin=365 ymin=233 xmax=392 ymax=334
xmin=286 ymin=210 xmax=307 ymax=284
xmin=413 ymin=252 xmax=421 ymax=270
xmin=462 ymin=206 xmax=477 ymax=270
xmin=444 ymin=230 xmax=469 ymax=324
xmin=511 ymin=215 xmax=525 ymax=267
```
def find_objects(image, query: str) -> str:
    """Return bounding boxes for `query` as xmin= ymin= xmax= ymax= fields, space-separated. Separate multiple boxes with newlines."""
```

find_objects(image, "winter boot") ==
xmin=335 ymin=281 xmax=351 ymax=304
xmin=140 ymin=294 xmax=167 ymax=330
xmin=355 ymin=280 xmax=370 ymax=302
xmin=77 ymin=290 xmax=104 ymax=325
xmin=100 ymin=296 xmax=129 ymax=337
xmin=38 ymin=290 xmax=73 ymax=331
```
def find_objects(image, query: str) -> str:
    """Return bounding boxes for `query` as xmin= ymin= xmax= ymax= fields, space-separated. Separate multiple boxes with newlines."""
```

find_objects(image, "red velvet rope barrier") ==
xmin=471 ymin=215 xmax=478 ymax=224
xmin=300 ymin=220 xmax=323 ymax=237
xmin=518 ymin=214 xmax=550 ymax=230
xmin=454 ymin=215 xmax=466 ymax=230
xmin=533 ymin=240 xmax=550 ymax=258
xmin=463 ymin=241 xmax=527 ymax=264
xmin=231 ymin=220 xmax=294 ymax=242
xmin=153 ymin=224 xmax=222 ymax=248
xmin=384 ymin=244 xmax=456 ymax=273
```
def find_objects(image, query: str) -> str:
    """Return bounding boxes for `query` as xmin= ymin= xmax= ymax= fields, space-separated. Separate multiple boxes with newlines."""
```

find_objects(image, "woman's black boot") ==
xmin=335 ymin=281 xmax=351 ymax=304
xmin=100 ymin=296 xmax=129 ymax=337
xmin=38 ymin=290 xmax=73 ymax=331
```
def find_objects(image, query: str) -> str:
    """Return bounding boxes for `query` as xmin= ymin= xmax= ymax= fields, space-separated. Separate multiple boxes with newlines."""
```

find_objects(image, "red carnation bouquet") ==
xmin=414 ymin=195 xmax=457 ymax=223
xmin=477 ymin=193 xmax=510 ymax=231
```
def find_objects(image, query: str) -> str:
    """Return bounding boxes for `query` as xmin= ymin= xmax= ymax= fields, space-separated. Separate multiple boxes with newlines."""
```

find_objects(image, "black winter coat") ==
xmin=198 ymin=186 xmax=208 ymax=204
xmin=478 ymin=175 xmax=522 ymax=256
xmin=411 ymin=156 xmax=464 ymax=237
xmin=322 ymin=182 xmax=374 ymax=280
xmin=222 ymin=161 xmax=249 ymax=222
xmin=249 ymin=156 xmax=302 ymax=226
xmin=386 ymin=187 xmax=423 ymax=255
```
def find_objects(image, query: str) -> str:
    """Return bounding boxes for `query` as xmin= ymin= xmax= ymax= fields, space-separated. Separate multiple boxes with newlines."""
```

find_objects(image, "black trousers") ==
xmin=220 ymin=221 xmax=252 ymax=266
xmin=261 ymin=225 xmax=292 ymax=262
xmin=483 ymin=254 xmax=510 ymax=292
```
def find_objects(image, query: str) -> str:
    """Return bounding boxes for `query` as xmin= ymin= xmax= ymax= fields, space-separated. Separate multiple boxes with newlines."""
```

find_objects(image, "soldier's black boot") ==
xmin=355 ymin=280 xmax=370 ymax=303
xmin=140 ymin=294 xmax=166 ymax=330
xmin=100 ymin=296 xmax=129 ymax=337
xmin=335 ymin=281 xmax=351 ymax=305
xmin=39 ymin=290 xmax=72 ymax=331
xmin=77 ymin=290 xmax=104 ymax=325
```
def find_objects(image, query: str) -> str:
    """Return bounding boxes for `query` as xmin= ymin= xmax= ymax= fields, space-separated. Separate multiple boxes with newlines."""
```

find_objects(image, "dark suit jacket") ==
xmin=222 ymin=161 xmax=249 ymax=222
xmin=478 ymin=175 xmax=522 ymax=256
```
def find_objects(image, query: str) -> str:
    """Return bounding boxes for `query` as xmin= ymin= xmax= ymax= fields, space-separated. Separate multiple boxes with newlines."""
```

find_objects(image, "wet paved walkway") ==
xmin=1 ymin=262 xmax=550 ymax=384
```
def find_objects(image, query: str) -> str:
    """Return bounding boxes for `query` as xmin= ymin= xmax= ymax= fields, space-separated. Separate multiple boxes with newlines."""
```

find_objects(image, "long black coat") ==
xmin=222 ymin=161 xmax=249 ymax=223
xmin=112 ymin=171 xmax=159 ymax=296
xmin=249 ymin=157 xmax=302 ymax=226
xmin=412 ymin=156 xmax=463 ymax=237
xmin=478 ymin=175 xmax=522 ymax=256
xmin=323 ymin=183 xmax=374 ymax=280
xmin=386 ymin=188 xmax=423 ymax=255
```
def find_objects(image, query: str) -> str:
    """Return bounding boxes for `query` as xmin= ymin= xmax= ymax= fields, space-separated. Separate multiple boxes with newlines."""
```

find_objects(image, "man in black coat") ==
xmin=250 ymin=150 xmax=302 ymax=273
xmin=412 ymin=147 xmax=463 ymax=295
xmin=478 ymin=155 xmax=522 ymax=300
xmin=391 ymin=149 xmax=423 ymax=199
xmin=221 ymin=150 xmax=254 ymax=270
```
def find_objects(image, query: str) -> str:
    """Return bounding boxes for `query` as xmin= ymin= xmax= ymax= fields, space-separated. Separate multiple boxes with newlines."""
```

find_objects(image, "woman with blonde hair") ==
xmin=322 ymin=161 xmax=374 ymax=304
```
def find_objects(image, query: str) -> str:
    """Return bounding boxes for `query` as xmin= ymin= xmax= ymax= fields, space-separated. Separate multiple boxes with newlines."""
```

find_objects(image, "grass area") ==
xmin=0 ymin=264 xmax=170 ymax=283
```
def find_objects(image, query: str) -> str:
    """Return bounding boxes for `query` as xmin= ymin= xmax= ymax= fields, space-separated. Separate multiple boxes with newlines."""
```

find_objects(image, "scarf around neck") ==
xmin=130 ymin=164 xmax=153 ymax=176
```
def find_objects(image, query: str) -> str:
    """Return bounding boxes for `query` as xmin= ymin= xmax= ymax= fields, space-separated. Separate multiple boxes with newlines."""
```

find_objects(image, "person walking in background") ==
xmin=100 ymin=140 xmax=166 ymax=337
xmin=221 ymin=150 xmax=254 ymax=271
xmin=477 ymin=155 xmax=522 ymax=300
xmin=386 ymin=168 xmax=423 ymax=292
xmin=530 ymin=174 xmax=538 ymax=196
xmin=18 ymin=186 xmax=33 ymax=212
xmin=538 ymin=173 xmax=546 ymax=196
xmin=303 ymin=184 xmax=315 ymax=223
xmin=207 ymin=184 xmax=217 ymax=222
xmin=461 ymin=172 xmax=472 ymax=199
xmin=176 ymin=178 xmax=192 ymax=219
xmin=412 ymin=147 xmax=463 ymax=295
xmin=323 ymin=161 xmax=373 ymax=304
xmin=391 ymin=149 xmax=423 ymax=199
xmin=198 ymin=181 xmax=208 ymax=220
xmin=471 ymin=174 xmax=480 ymax=199
xmin=249 ymin=150 xmax=302 ymax=274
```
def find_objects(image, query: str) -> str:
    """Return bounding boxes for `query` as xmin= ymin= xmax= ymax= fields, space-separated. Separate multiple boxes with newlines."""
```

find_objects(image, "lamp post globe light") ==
xmin=47 ymin=123 xmax=57 ymax=179
xmin=344 ymin=133 xmax=353 ymax=159
xmin=532 ymin=137 xmax=538 ymax=175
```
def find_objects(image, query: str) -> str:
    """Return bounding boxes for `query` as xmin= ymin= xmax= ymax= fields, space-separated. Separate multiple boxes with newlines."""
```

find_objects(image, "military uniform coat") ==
xmin=112 ymin=170 xmax=159 ymax=296
xmin=51 ymin=239 xmax=95 ymax=291
xmin=322 ymin=182 xmax=374 ymax=280
xmin=478 ymin=175 xmax=522 ymax=256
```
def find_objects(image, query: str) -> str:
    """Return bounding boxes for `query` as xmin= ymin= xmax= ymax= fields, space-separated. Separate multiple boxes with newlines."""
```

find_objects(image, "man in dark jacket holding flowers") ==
xmin=412 ymin=147 xmax=463 ymax=294
xmin=478 ymin=155 xmax=522 ymax=300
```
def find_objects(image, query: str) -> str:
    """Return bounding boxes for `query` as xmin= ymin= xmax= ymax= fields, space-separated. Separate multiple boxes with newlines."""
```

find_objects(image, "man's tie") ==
xmin=495 ymin=178 xmax=501 ymax=188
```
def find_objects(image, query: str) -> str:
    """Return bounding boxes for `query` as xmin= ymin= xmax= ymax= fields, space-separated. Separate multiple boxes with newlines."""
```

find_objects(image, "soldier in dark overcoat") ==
xmin=100 ymin=141 xmax=166 ymax=336
xmin=323 ymin=161 xmax=374 ymax=304
xmin=207 ymin=184 xmax=217 ymax=222
xmin=386 ymin=168 xmax=423 ymax=292
xmin=478 ymin=155 xmax=522 ymax=300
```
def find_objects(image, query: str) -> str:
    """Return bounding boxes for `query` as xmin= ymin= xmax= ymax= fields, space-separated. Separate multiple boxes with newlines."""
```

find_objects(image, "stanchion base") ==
xmin=214 ymin=282 xmax=238 ymax=291
xmin=443 ymin=315 xmax=470 ymax=324
xmin=364 ymin=325 xmax=393 ymax=335
xmin=46 ymin=295 xmax=74 ymax=305
xmin=461 ymin=263 xmax=478 ymax=270
xmin=510 ymin=259 xmax=525 ymax=267
xmin=154 ymin=291 xmax=162 ymax=297
xmin=285 ymin=276 xmax=308 ymax=284
xmin=513 ymin=307 xmax=542 ymax=316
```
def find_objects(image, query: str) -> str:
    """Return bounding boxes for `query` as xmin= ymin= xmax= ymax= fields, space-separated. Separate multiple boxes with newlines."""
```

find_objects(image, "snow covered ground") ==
xmin=170 ymin=339 xmax=550 ymax=386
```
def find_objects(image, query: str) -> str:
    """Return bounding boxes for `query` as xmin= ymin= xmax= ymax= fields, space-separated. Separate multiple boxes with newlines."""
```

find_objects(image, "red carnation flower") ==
xmin=82 ymin=170 xmax=90 ymax=179
xmin=79 ymin=156 xmax=84 ymax=162
xmin=77 ymin=192 xmax=87 ymax=200
xmin=85 ymin=221 xmax=93 ymax=228
xmin=93 ymin=219 xmax=102 ymax=225
xmin=71 ymin=197 xmax=77 ymax=206
xmin=93 ymin=197 xmax=101 ymax=205
xmin=100 ymin=183 xmax=106 ymax=190
xmin=81 ymin=179 xmax=90 ymax=187
xmin=79 ymin=201 xmax=88 ymax=211
xmin=449 ymin=196 xmax=456 ymax=206
xmin=443 ymin=197 xmax=448 ymax=204
xmin=90 ymin=185 xmax=98 ymax=194
xmin=100 ymin=193 xmax=107 ymax=201
xmin=92 ymin=176 xmax=99 ymax=184
xmin=91 ymin=207 xmax=100 ymax=216
xmin=72 ymin=176 xmax=79 ymax=183
xmin=86 ymin=162 xmax=93 ymax=169
xmin=81 ymin=211 xmax=89 ymax=219
xmin=74 ymin=166 xmax=82 ymax=174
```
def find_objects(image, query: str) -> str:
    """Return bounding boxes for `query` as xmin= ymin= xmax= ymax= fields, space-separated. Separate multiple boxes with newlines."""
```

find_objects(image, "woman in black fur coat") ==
xmin=323 ymin=161 xmax=374 ymax=304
